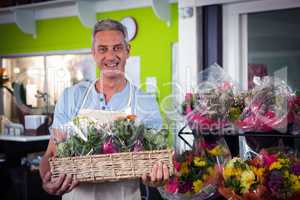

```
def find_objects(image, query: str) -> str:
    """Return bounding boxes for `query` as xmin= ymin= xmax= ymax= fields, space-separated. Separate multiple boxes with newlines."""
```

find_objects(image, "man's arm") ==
xmin=39 ymin=129 xmax=78 ymax=195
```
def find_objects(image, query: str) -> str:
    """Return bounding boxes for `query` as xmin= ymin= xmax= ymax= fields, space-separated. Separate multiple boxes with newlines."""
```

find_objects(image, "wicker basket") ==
xmin=49 ymin=149 xmax=174 ymax=183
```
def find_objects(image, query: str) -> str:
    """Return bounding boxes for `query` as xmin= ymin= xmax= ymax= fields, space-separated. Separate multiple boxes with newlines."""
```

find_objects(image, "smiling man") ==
xmin=39 ymin=19 xmax=167 ymax=200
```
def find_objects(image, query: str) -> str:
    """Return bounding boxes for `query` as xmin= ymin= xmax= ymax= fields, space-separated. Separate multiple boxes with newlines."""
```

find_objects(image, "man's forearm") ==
xmin=39 ymin=139 xmax=56 ymax=178
xmin=39 ymin=153 xmax=51 ymax=178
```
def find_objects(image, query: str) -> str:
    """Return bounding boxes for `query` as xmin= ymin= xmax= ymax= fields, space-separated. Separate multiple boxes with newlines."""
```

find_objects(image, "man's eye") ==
xmin=114 ymin=45 xmax=124 ymax=52
xmin=98 ymin=47 xmax=107 ymax=53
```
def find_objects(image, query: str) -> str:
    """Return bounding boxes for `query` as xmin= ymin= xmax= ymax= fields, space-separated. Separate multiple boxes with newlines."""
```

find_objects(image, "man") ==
xmin=39 ymin=19 xmax=169 ymax=200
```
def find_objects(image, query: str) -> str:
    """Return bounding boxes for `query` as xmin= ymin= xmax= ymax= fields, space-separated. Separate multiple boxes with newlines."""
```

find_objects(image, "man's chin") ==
xmin=101 ymin=70 xmax=124 ymax=79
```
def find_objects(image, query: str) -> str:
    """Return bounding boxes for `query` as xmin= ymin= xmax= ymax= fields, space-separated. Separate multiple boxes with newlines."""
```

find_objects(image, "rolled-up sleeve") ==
xmin=50 ymin=87 xmax=75 ymax=130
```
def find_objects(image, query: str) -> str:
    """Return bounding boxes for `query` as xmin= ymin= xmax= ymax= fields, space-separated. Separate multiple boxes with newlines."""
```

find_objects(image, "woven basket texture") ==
xmin=49 ymin=149 xmax=174 ymax=183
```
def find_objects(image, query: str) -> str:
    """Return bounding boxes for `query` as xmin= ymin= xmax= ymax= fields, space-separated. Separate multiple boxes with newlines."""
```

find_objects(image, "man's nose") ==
xmin=105 ymin=49 xmax=116 ymax=60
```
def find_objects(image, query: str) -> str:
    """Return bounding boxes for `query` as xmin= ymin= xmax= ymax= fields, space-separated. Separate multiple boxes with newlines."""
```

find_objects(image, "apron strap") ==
xmin=78 ymin=80 xmax=97 ymax=113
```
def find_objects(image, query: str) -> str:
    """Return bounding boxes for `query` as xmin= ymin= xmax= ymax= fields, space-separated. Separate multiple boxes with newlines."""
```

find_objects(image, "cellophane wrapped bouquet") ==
xmin=258 ymin=148 xmax=300 ymax=200
xmin=219 ymin=148 xmax=300 ymax=200
xmin=289 ymin=91 xmax=300 ymax=133
xmin=219 ymin=157 xmax=267 ymax=200
xmin=55 ymin=115 xmax=168 ymax=158
xmin=159 ymin=136 xmax=231 ymax=200
xmin=182 ymin=64 xmax=240 ymax=134
xmin=237 ymin=77 xmax=294 ymax=133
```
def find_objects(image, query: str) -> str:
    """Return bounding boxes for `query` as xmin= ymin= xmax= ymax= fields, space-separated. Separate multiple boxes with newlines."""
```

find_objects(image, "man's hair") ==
xmin=92 ymin=19 xmax=128 ymax=46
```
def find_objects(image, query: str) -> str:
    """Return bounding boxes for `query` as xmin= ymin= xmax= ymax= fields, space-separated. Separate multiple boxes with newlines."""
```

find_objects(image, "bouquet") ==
xmin=220 ymin=148 xmax=300 ymax=200
xmin=194 ymin=135 xmax=231 ymax=165
xmin=237 ymin=77 xmax=294 ymax=133
xmin=219 ymin=157 xmax=267 ymax=200
xmin=289 ymin=91 xmax=300 ymax=133
xmin=55 ymin=115 xmax=168 ymax=158
xmin=182 ymin=64 xmax=239 ymax=133
xmin=159 ymin=150 xmax=219 ymax=200
xmin=259 ymin=149 xmax=300 ymax=200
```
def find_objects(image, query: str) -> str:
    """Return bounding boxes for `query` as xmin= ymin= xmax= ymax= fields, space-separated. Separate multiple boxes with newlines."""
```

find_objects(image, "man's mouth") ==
xmin=104 ymin=62 xmax=119 ymax=68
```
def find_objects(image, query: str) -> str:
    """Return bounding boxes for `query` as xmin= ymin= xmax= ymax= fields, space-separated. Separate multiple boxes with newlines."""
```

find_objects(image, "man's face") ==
xmin=92 ymin=30 xmax=130 ymax=79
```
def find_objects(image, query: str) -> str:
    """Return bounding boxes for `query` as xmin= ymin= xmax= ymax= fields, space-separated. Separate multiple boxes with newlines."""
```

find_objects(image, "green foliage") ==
xmin=56 ymin=116 xmax=167 ymax=157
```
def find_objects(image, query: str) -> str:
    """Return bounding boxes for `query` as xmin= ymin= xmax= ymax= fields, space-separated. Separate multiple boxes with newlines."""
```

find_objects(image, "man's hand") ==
xmin=41 ymin=171 xmax=79 ymax=195
xmin=141 ymin=161 xmax=169 ymax=187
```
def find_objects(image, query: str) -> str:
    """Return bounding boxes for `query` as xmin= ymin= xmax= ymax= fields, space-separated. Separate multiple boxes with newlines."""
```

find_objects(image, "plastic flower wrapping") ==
xmin=159 ymin=136 xmax=231 ymax=200
xmin=259 ymin=148 xmax=300 ymax=200
xmin=219 ymin=157 xmax=267 ymax=200
xmin=289 ymin=91 xmax=300 ymax=133
xmin=237 ymin=77 xmax=294 ymax=133
xmin=182 ymin=64 xmax=239 ymax=133
xmin=219 ymin=148 xmax=300 ymax=200
xmin=54 ymin=115 xmax=168 ymax=158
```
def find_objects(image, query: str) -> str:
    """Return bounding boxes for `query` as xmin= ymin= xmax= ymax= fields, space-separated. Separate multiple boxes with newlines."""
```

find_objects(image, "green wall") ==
xmin=0 ymin=4 xmax=178 ymax=105
xmin=0 ymin=5 xmax=178 ymax=144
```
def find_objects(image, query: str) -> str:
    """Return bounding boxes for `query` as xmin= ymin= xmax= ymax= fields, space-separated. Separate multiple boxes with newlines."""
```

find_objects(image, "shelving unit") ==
xmin=0 ymin=0 xmax=175 ymax=37
xmin=178 ymin=124 xmax=300 ymax=157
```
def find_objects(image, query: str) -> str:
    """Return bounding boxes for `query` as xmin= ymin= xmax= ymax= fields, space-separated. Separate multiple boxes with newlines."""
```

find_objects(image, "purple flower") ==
xmin=292 ymin=163 xmax=300 ymax=176
xmin=267 ymin=170 xmax=284 ymax=195
xmin=178 ymin=181 xmax=192 ymax=193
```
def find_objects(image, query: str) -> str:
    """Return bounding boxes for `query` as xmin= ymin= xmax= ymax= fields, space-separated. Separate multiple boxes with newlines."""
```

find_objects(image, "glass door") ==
xmin=247 ymin=8 xmax=300 ymax=91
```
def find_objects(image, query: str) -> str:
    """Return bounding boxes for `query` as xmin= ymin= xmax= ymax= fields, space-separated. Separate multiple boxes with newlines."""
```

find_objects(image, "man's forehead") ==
xmin=94 ymin=30 xmax=125 ymax=42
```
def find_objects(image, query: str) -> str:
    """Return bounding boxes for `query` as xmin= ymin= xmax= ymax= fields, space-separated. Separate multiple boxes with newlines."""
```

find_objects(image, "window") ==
xmin=1 ymin=52 xmax=95 ymax=122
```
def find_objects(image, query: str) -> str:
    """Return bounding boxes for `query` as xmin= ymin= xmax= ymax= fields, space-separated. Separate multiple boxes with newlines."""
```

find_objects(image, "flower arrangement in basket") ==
xmin=181 ymin=64 xmax=241 ymax=134
xmin=49 ymin=115 xmax=174 ymax=183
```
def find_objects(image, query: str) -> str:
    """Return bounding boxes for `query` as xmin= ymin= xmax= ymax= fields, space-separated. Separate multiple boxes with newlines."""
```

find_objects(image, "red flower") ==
xmin=165 ymin=178 xmax=179 ymax=193
xmin=186 ymin=152 xmax=194 ymax=164
xmin=173 ymin=160 xmax=181 ymax=171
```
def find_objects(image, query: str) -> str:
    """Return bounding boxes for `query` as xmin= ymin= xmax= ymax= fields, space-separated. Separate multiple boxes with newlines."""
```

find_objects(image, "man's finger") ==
xmin=52 ymin=174 xmax=66 ymax=191
xmin=66 ymin=179 xmax=79 ymax=193
xmin=43 ymin=171 xmax=52 ymax=183
xmin=151 ymin=163 xmax=158 ymax=182
xmin=59 ymin=174 xmax=73 ymax=194
xmin=156 ymin=162 xmax=163 ymax=181
xmin=163 ymin=164 xmax=169 ymax=181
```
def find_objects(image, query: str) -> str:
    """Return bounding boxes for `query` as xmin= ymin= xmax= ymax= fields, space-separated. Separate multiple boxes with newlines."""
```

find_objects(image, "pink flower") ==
xmin=173 ymin=160 xmax=181 ymax=171
xmin=132 ymin=139 xmax=144 ymax=152
xmin=217 ymin=81 xmax=232 ymax=92
xmin=165 ymin=178 xmax=179 ymax=193
xmin=185 ymin=105 xmax=193 ymax=114
xmin=185 ymin=93 xmax=193 ymax=101
xmin=102 ymin=137 xmax=118 ymax=154
xmin=262 ymin=151 xmax=277 ymax=167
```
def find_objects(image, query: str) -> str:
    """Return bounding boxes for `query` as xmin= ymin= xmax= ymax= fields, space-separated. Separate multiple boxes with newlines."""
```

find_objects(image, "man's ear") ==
xmin=127 ymin=44 xmax=131 ymax=53
xmin=126 ymin=44 xmax=131 ymax=58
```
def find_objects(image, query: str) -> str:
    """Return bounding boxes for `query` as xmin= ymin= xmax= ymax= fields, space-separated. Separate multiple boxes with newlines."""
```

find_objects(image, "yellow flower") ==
xmin=251 ymin=166 xmax=265 ymax=183
xmin=269 ymin=161 xmax=282 ymax=171
xmin=291 ymin=175 xmax=300 ymax=192
xmin=180 ymin=162 xmax=189 ymax=175
xmin=193 ymin=179 xmax=203 ymax=193
xmin=240 ymin=170 xmax=256 ymax=194
xmin=194 ymin=157 xmax=206 ymax=167
xmin=207 ymin=145 xmax=222 ymax=156
xmin=283 ymin=170 xmax=290 ymax=178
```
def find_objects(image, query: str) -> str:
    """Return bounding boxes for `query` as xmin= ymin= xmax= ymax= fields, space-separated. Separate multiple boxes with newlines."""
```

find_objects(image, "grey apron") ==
xmin=63 ymin=80 xmax=141 ymax=200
